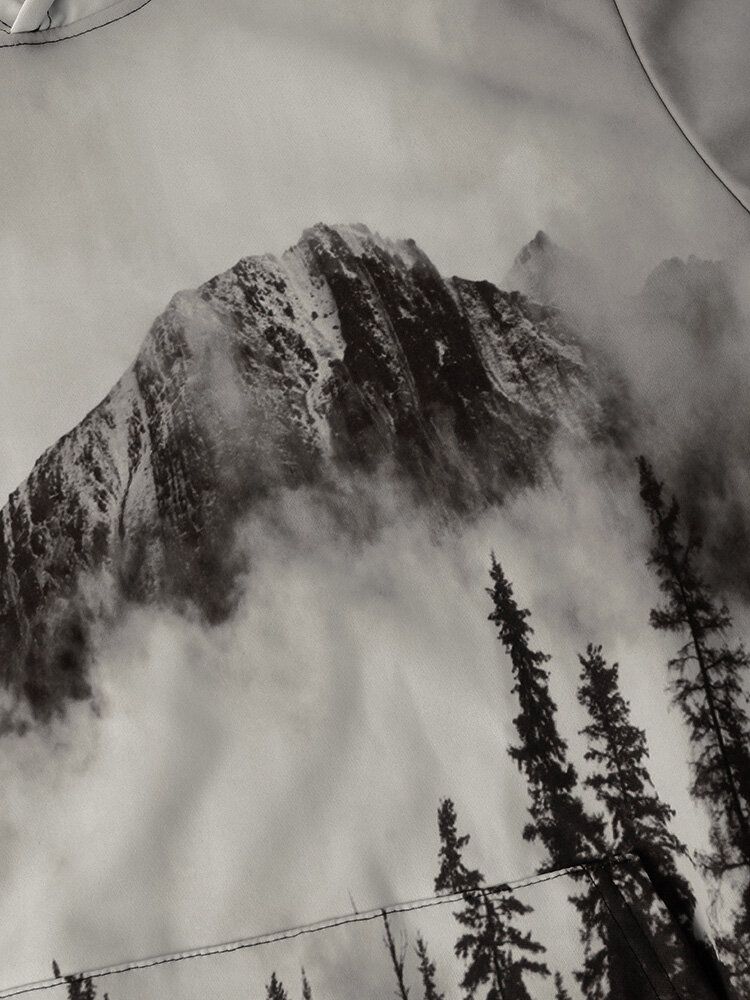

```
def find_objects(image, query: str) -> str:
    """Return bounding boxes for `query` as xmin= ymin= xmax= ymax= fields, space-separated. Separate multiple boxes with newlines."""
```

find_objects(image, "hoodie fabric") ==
xmin=1 ymin=4 xmax=749 ymax=1000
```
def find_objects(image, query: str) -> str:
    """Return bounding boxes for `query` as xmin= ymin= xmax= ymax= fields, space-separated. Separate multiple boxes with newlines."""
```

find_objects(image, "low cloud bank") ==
xmin=0 ymin=449 xmax=719 ymax=995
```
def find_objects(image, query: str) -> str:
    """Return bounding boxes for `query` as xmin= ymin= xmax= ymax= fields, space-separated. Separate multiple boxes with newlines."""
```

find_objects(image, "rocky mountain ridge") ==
xmin=0 ymin=223 xmax=614 ymax=722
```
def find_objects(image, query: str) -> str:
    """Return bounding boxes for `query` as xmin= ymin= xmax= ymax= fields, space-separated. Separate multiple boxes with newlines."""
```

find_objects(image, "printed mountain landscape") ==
xmin=3 ymin=223 xmax=746 ymax=725
xmin=2 ymin=224 xmax=750 ymax=1000
xmin=0 ymin=224 xmax=620 ymax=722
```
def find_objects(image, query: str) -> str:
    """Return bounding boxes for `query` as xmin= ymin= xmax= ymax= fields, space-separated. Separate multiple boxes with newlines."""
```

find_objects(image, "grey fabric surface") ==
xmin=1 ymin=3 xmax=749 ymax=998
xmin=617 ymin=0 xmax=750 ymax=210
xmin=0 ymin=0 xmax=148 ymax=42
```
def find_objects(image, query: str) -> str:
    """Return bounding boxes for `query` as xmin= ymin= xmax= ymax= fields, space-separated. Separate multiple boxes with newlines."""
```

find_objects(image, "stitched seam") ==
xmin=0 ymin=852 xmax=632 ymax=998
xmin=611 ymin=0 xmax=750 ymax=217
xmin=608 ymin=863 xmax=681 ymax=999
xmin=0 ymin=0 xmax=154 ymax=47
xmin=584 ymin=867 xmax=663 ymax=999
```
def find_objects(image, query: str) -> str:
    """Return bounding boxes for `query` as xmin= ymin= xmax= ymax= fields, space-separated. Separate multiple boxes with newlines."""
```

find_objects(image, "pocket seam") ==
xmin=0 ymin=850 xmax=634 ymax=999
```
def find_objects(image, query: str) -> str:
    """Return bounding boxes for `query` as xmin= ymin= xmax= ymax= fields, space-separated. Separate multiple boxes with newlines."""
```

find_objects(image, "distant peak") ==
xmin=502 ymin=231 xmax=588 ymax=306
xmin=642 ymin=253 xmax=726 ymax=296
xmin=511 ymin=230 xmax=560 ymax=268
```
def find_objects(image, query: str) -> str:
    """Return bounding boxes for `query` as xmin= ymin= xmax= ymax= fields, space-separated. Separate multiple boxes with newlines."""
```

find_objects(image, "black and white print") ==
xmin=1 ymin=2 xmax=750 ymax=999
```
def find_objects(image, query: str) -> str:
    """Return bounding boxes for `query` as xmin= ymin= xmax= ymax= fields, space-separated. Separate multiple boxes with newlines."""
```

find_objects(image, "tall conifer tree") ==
xmin=577 ymin=644 xmax=692 ymax=886
xmin=638 ymin=457 xmax=750 ymax=974
xmin=435 ymin=799 xmax=547 ymax=1000
xmin=637 ymin=457 xmax=750 ymax=868
xmin=486 ymin=556 xmax=674 ymax=1000
xmin=486 ymin=557 xmax=604 ymax=864
xmin=578 ymin=643 xmax=701 ymax=987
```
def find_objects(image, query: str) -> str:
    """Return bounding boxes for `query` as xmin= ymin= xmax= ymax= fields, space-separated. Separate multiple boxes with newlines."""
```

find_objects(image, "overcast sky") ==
xmin=1 ymin=0 xmax=750 ymax=501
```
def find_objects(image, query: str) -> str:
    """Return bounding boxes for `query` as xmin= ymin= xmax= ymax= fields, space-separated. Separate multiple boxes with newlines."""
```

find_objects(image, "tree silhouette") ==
xmin=416 ymin=935 xmax=444 ymax=1000
xmin=301 ymin=968 xmax=313 ymax=1000
xmin=382 ymin=909 xmax=411 ymax=1000
xmin=553 ymin=971 xmax=572 ymax=1000
xmin=638 ymin=456 xmax=750 ymax=974
xmin=486 ymin=556 xmax=604 ymax=864
xmin=266 ymin=972 xmax=290 ymax=1000
xmin=578 ymin=642 xmax=702 ymax=989
xmin=435 ymin=798 xmax=548 ymax=1000
xmin=578 ymin=643 xmax=693 ymax=875
xmin=486 ymin=556 xmax=677 ymax=1000
xmin=52 ymin=962 xmax=98 ymax=1000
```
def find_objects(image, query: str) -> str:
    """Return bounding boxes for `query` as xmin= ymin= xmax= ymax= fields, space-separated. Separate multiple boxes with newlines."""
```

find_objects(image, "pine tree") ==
xmin=486 ymin=557 xmax=604 ymax=865
xmin=52 ymin=961 xmax=98 ymax=1000
xmin=67 ymin=975 xmax=96 ymax=1000
xmin=415 ymin=935 xmax=444 ymax=1000
xmin=578 ymin=643 xmax=702 ymax=988
xmin=382 ymin=910 xmax=411 ymax=1000
xmin=266 ymin=972 xmax=289 ymax=1000
xmin=638 ymin=457 xmax=750 ymax=972
xmin=577 ymin=643 xmax=693 ymax=895
xmin=435 ymin=799 xmax=548 ymax=1000
xmin=301 ymin=968 xmax=313 ymax=1000
xmin=638 ymin=457 xmax=750 ymax=866
xmin=486 ymin=556 xmax=679 ymax=1000
xmin=436 ymin=797 xmax=482 ymax=897
xmin=553 ymin=971 xmax=572 ymax=1000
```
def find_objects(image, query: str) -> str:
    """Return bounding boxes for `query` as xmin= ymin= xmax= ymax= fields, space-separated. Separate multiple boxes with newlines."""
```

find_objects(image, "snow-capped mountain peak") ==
xmin=0 ymin=225 xmax=608 ymax=724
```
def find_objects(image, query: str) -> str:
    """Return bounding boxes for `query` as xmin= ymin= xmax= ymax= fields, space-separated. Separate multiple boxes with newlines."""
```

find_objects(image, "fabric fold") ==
xmin=11 ymin=0 xmax=53 ymax=33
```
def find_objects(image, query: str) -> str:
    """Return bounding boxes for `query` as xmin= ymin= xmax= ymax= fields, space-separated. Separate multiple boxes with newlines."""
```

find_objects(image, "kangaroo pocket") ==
xmin=0 ymin=855 xmax=731 ymax=1000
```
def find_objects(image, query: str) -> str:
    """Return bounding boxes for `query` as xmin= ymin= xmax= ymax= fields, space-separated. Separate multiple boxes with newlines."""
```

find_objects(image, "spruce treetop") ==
xmin=578 ymin=643 xmax=679 ymax=846
xmin=487 ymin=555 xmax=604 ymax=863
xmin=415 ymin=936 xmax=445 ymax=1000
xmin=266 ymin=972 xmax=289 ymax=1000
xmin=435 ymin=798 xmax=482 ymax=895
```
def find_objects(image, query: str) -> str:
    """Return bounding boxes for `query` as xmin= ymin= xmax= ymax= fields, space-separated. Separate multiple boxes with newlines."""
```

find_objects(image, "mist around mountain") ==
xmin=0 ymin=223 xmax=619 ymax=725
xmin=509 ymin=227 xmax=750 ymax=600
xmin=2 ymin=222 xmax=750 ymax=998
xmin=3 ymin=221 xmax=748 ymax=727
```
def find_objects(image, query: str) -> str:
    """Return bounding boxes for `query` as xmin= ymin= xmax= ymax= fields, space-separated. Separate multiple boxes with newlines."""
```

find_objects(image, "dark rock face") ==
xmin=0 ymin=224 xmax=609 ymax=721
